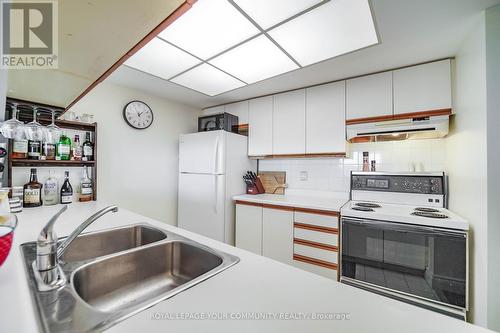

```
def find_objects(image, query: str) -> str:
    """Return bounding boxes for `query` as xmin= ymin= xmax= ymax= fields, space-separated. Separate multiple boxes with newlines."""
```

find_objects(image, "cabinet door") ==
xmin=248 ymin=96 xmax=273 ymax=156
xmin=273 ymin=89 xmax=306 ymax=155
xmin=262 ymin=207 xmax=293 ymax=265
xmin=306 ymin=82 xmax=346 ymax=154
xmin=202 ymin=105 xmax=225 ymax=116
xmin=393 ymin=59 xmax=452 ymax=115
xmin=235 ymin=204 xmax=263 ymax=255
xmin=225 ymin=101 xmax=249 ymax=125
xmin=346 ymin=71 xmax=393 ymax=121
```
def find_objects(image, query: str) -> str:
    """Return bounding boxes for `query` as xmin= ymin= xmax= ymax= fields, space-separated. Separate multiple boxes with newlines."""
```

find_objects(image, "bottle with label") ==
xmin=43 ymin=170 xmax=59 ymax=206
xmin=23 ymin=168 xmax=42 ymax=207
xmin=28 ymin=140 xmax=41 ymax=160
xmin=60 ymin=170 xmax=73 ymax=204
xmin=57 ymin=131 xmax=71 ymax=160
xmin=82 ymin=132 xmax=94 ymax=161
xmin=72 ymin=135 xmax=82 ymax=161
xmin=12 ymin=139 xmax=28 ymax=159
xmin=79 ymin=166 xmax=93 ymax=202
xmin=42 ymin=142 xmax=56 ymax=160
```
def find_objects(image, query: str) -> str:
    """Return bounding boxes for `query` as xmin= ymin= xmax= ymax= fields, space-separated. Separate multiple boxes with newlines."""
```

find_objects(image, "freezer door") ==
xmin=179 ymin=131 xmax=225 ymax=174
xmin=178 ymin=173 xmax=226 ymax=242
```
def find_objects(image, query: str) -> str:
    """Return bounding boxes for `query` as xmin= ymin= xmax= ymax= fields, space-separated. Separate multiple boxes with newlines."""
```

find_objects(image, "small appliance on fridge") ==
xmin=178 ymin=130 xmax=255 ymax=245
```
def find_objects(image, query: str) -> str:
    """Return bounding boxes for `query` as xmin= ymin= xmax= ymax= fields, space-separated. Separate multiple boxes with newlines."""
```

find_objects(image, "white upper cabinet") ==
xmin=248 ymin=96 xmax=273 ymax=156
xmin=306 ymin=82 xmax=346 ymax=154
xmin=273 ymin=89 xmax=306 ymax=155
xmin=346 ymin=71 xmax=393 ymax=121
xmin=225 ymin=100 xmax=249 ymax=125
xmin=393 ymin=59 xmax=452 ymax=115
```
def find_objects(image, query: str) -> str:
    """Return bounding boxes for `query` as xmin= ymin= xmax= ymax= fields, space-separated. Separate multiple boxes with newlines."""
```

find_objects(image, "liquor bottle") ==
xmin=43 ymin=170 xmax=59 ymax=205
xmin=12 ymin=139 xmax=28 ymax=159
xmin=27 ymin=140 xmax=41 ymax=160
xmin=42 ymin=142 xmax=56 ymax=160
xmin=23 ymin=168 xmax=42 ymax=207
xmin=60 ymin=170 xmax=73 ymax=204
xmin=79 ymin=166 xmax=93 ymax=202
xmin=57 ymin=131 xmax=71 ymax=160
xmin=72 ymin=135 xmax=82 ymax=161
xmin=82 ymin=132 xmax=94 ymax=161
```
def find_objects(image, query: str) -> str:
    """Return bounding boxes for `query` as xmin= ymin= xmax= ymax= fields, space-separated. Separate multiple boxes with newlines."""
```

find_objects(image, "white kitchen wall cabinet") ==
xmin=202 ymin=105 xmax=225 ymax=115
xmin=393 ymin=59 xmax=452 ymax=115
xmin=272 ymin=89 xmax=306 ymax=155
xmin=225 ymin=100 xmax=249 ymax=125
xmin=248 ymin=96 xmax=273 ymax=156
xmin=346 ymin=71 xmax=393 ymax=121
xmin=235 ymin=203 xmax=263 ymax=255
xmin=262 ymin=207 xmax=294 ymax=265
xmin=306 ymin=82 xmax=346 ymax=154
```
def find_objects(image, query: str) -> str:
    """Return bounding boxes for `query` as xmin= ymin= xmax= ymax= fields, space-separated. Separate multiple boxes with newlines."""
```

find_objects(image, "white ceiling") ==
xmin=106 ymin=0 xmax=500 ymax=110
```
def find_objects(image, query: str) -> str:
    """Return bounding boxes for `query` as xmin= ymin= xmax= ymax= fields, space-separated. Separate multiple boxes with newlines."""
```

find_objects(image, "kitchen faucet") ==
xmin=34 ymin=205 xmax=119 ymax=291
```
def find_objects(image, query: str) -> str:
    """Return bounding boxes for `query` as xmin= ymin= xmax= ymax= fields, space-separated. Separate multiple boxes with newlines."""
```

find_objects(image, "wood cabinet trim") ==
xmin=235 ymin=200 xmax=263 ymax=208
xmin=294 ymin=223 xmax=338 ymax=234
xmin=262 ymin=203 xmax=295 ymax=212
xmin=346 ymin=108 xmax=452 ymax=125
xmin=294 ymin=207 xmax=339 ymax=217
xmin=294 ymin=238 xmax=338 ymax=252
xmin=293 ymin=254 xmax=338 ymax=270
xmin=251 ymin=153 xmax=347 ymax=159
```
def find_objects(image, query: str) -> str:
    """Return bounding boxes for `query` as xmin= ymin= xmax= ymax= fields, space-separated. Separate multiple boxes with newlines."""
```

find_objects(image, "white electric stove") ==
xmin=340 ymin=172 xmax=469 ymax=320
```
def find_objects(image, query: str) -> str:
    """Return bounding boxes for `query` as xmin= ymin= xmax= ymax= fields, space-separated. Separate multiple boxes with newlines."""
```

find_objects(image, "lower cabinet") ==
xmin=236 ymin=202 xmax=340 ymax=281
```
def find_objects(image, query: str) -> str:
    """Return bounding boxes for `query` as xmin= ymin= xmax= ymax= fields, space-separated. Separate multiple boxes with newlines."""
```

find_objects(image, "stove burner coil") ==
xmin=411 ymin=211 xmax=448 ymax=219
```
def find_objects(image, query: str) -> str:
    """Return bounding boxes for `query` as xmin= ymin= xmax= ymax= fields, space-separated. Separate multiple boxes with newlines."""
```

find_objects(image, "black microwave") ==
xmin=198 ymin=113 xmax=238 ymax=133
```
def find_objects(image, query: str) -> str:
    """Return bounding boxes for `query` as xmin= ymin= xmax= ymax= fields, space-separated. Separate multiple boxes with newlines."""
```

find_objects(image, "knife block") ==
xmin=246 ymin=184 xmax=259 ymax=195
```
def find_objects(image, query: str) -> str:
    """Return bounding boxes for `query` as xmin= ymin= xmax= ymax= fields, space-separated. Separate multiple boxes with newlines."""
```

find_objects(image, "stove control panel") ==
xmin=351 ymin=173 xmax=445 ymax=195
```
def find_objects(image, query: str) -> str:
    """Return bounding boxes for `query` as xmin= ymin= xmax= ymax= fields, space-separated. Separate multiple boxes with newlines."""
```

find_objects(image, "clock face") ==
xmin=123 ymin=101 xmax=154 ymax=129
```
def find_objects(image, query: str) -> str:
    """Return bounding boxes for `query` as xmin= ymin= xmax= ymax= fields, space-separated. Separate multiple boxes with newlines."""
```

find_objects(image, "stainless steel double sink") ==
xmin=20 ymin=224 xmax=239 ymax=332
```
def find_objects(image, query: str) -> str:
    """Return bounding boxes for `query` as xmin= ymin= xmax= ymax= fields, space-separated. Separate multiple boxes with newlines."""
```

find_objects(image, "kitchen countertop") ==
xmin=233 ymin=190 xmax=349 ymax=212
xmin=0 ymin=201 xmax=492 ymax=333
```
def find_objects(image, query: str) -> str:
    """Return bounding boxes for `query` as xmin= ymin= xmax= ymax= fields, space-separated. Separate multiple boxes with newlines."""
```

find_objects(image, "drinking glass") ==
xmin=24 ymin=107 xmax=45 ymax=141
xmin=45 ymin=110 xmax=62 ymax=144
xmin=0 ymin=103 xmax=26 ymax=140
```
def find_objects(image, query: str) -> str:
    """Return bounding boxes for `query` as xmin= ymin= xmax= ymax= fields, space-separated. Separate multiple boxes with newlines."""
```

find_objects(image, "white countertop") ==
xmin=0 ymin=202 xmax=492 ymax=333
xmin=233 ymin=190 xmax=349 ymax=212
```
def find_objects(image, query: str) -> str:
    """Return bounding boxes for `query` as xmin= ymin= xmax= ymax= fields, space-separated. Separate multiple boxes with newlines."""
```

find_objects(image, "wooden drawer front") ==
xmin=294 ymin=227 xmax=338 ymax=247
xmin=294 ymin=211 xmax=338 ymax=228
xmin=294 ymin=243 xmax=338 ymax=264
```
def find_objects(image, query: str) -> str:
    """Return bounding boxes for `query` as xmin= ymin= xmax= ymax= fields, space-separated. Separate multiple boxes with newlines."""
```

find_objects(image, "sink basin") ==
xmin=72 ymin=241 xmax=223 ymax=312
xmin=61 ymin=224 xmax=167 ymax=263
xmin=20 ymin=224 xmax=239 ymax=332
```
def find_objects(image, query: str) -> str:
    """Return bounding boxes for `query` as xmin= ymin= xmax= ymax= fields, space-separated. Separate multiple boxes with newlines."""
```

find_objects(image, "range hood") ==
xmin=346 ymin=115 xmax=450 ymax=143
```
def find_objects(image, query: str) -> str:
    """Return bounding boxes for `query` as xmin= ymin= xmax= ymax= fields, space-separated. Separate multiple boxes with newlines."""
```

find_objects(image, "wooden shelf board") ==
xmin=11 ymin=159 xmax=96 ymax=167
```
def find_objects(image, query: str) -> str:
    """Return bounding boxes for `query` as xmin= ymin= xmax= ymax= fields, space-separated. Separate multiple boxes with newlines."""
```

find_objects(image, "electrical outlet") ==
xmin=299 ymin=171 xmax=308 ymax=181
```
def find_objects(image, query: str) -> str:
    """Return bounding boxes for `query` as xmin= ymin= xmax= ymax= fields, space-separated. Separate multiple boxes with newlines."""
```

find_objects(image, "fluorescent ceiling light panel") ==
xmin=233 ymin=0 xmax=323 ymax=29
xmin=159 ymin=0 xmax=259 ymax=60
xmin=268 ymin=0 xmax=378 ymax=66
xmin=210 ymin=35 xmax=298 ymax=84
xmin=171 ymin=63 xmax=245 ymax=96
xmin=124 ymin=38 xmax=200 ymax=80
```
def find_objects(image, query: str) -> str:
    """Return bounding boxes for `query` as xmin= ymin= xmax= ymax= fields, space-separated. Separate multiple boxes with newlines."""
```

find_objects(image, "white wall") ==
xmin=70 ymin=81 xmax=200 ymax=224
xmin=486 ymin=4 xmax=500 ymax=331
xmin=446 ymin=13 xmax=488 ymax=326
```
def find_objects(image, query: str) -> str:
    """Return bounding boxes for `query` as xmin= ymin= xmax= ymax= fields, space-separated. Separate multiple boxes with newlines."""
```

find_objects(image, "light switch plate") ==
xmin=299 ymin=171 xmax=308 ymax=181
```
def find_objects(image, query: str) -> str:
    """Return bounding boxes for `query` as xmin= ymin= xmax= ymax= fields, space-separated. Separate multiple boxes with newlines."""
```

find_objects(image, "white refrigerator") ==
xmin=178 ymin=130 xmax=255 ymax=245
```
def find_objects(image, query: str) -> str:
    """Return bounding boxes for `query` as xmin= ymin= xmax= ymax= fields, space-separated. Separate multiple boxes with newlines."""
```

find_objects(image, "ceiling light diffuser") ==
xmin=210 ymin=35 xmax=298 ymax=84
xmin=268 ymin=0 xmax=378 ymax=66
xmin=159 ymin=0 xmax=259 ymax=60
xmin=124 ymin=38 xmax=200 ymax=80
xmin=170 ymin=63 xmax=245 ymax=96
xmin=233 ymin=0 xmax=323 ymax=29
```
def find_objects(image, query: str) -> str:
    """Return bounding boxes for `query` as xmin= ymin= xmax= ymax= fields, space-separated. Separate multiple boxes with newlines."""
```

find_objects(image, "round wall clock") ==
xmin=123 ymin=100 xmax=154 ymax=129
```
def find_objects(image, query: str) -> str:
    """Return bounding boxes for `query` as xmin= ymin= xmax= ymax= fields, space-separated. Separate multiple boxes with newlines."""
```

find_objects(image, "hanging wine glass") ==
xmin=24 ymin=106 xmax=45 ymax=141
xmin=45 ymin=110 xmax=62 ymax=144
xmin=0 ymin=103 xmax=26 ymax=140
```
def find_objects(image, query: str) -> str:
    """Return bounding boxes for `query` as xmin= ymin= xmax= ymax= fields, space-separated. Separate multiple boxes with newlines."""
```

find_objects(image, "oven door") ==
xmin=341 ymin=217 xmax=468 ymax=312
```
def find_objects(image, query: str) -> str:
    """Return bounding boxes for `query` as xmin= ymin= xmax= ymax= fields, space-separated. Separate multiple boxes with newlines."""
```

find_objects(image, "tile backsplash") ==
xmin=259 ymin=139 xmax=447 ymax=193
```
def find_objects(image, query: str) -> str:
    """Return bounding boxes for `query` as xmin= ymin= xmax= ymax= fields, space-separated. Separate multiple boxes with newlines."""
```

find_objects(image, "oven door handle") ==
xmin=342 ymin=217 xmax=467 ymax=238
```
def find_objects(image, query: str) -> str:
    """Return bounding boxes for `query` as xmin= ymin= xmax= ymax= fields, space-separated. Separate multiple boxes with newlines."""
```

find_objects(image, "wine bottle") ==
xmin=60 ymin=170 xmax=73 ymax=204
xmin=57 ymin=131 xmax=71 ymax=160
xmin=82 ymin=132 xmax=94 ymax=161
xmin=23 ymin=168 xmax=42 ymax=207
xmin=43 ymin=170 xmax=59 ymax=206
xmin=79 ymin=166 xmax=93 ymax=202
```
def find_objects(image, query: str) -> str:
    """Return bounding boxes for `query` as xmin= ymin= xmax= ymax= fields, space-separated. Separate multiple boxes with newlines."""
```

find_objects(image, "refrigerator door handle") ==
xmin=213 ymin=136 xmax=220 ymax=174
xmin=214 ymin=175 xmax=218 ymax=214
